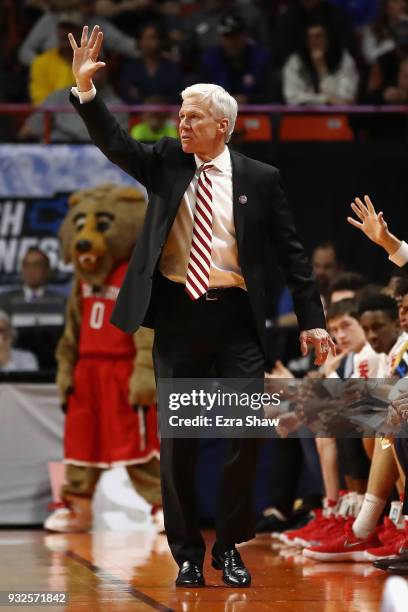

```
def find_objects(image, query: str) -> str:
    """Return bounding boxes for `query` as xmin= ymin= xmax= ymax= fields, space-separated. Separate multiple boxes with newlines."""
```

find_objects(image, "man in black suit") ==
xmin=0 ymin=247 xmax=65 ymax=370
xmin=0 ymin=247 xmax=57 ymax=308
xmin=68 ymin=25 xmax=334 ymax=588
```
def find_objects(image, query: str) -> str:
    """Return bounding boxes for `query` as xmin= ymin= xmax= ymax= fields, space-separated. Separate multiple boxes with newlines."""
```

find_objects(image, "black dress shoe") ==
xmin=211 ymin=545 xmax=251 ymax=587
xmin=386 ymin=559 xmax=408 ymax=575
xmin=175 ymin=561 xmax=205 ymax=587
xmin=373 ymin=550 xmax=408 ymax=571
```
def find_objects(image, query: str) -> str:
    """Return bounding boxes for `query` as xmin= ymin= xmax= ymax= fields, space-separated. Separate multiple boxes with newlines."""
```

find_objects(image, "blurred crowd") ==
xmin=2 ymin=0 xmax=408 ymax=142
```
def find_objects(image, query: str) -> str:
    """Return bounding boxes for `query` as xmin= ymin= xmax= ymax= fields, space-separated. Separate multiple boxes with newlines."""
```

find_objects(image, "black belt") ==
xmin=201 ymin=287 xmax=244 ymax=301
xmin=160 ymin=274 xmax=244 ymax=301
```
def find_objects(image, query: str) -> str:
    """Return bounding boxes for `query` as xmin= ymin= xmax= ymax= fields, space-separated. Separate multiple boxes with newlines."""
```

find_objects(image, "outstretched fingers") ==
xmin=354 ymin=197 xmax=369 ymax=217
xmin=68 ymin=32 xmax=78 ymax=50
xmin=88 ymin=24 xmax=100 ymax=49
xmin=90 ymin=31 xmax=104 ymax=60
xmin=350 ymin=201 xmax=365 ymax=221
xmin=364 ymin=194 xmax=376 ymax=215
xmin=80 ymin=25 xmax=89 ymax=47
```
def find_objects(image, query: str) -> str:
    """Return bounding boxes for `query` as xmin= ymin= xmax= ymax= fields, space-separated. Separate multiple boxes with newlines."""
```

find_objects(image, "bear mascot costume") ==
xmin=44 ymin=183 xmax=162 ymax=532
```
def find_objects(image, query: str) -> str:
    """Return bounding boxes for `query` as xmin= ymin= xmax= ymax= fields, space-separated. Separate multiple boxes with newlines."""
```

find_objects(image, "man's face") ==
xmin=312 ymin=247 xmax=339 ymax=290
xmin=144 ymin=110 xmax=167 ymax=132
xmin=220 ymin=32 xmax=246 ymax=57
xmin=178 ymin=95 xmax=228 ymax=156
xmin=359 ymin=310 xmax=400 ymax=354
xmin=139 ymin=26 xmax=160 ymax=55
xmin=307 ymin=25 xmax=328 ymax=53
xmin=21 ymin=251 xmax=49 ymax=289
xmin=388 ymin=0 xmax=408 ymax=20
xmin=328 ymin=314 xmax=366 ymax=353
xmin=399 ymin=293 xmax=408 ymax=331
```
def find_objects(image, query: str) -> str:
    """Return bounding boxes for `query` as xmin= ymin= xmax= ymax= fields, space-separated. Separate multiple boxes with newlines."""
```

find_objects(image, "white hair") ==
xmin=181 ymin=83 xmax=238 ymax=143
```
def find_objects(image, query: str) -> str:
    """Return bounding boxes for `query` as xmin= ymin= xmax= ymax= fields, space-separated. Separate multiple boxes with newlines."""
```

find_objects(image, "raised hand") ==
xmin=347 ymin=195 xmax=401 ymax=255
xmin=68 ymin=25 xmax=106 ymax=91
xmin=347 ymin=195 xmax=388 ymax=245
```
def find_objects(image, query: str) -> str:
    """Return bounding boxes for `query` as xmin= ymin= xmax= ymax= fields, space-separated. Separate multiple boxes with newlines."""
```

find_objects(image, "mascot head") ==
xmin=59 ymin=183 xmax=146 ymax=286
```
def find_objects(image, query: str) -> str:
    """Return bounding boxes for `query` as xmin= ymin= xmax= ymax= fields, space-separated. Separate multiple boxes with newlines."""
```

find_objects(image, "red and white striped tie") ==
xmin=185 ymin=163 xmax=214 ymax=300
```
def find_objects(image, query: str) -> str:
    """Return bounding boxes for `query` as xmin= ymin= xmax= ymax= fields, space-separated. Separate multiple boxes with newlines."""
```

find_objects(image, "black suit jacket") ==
xmin=71 ymin=93 xmax=326 ymax=353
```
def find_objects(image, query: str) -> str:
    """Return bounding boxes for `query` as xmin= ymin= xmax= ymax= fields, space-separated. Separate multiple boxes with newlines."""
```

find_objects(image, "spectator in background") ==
xmin=118 ymin=23 xmax=182 ymax=103
xmin=368 ymin=17 xmax=408 ymax=94
xmin=0 ymin=310 xmax=38 ymax=372
xmin=277 ymin=241 xmax=342 ymax=327
xmin=272 ymin=0 xmax=360 ymax=67
xmin=18 ymin=0 xmax=139 ymax=67
xmin=364 ymin=21 xmax=408 ymax=139
xmin=21 ymin=0 xmax=51 ymax=31
xmin=312 ymin=241 xmax=343 ymax=298
xmin=20 ymin=67 xmax=128 ymax=142
xmin=370 ymin=57 xmax=408 ymax=141
xmin=0 ymin=247 xmax=62 ymax=311
xmin=0 ymin=247 xmax=65 ymax=371
xmin=94 ymin=0 xmax=158 ymax=37
xmin=283 ymin=20 xmax=359 ymax=105
xmin=361 ymin=0 xmax=408 ymax=64
xmin=29 ymin=13 xmax=80 ymax=105
xmin=183 ymin=0 xmax=269 ymax=52
xmin=199 ymin=13 xmax=277 ymax=104
xmin=130 ymin=95 xmax=178 ymax=142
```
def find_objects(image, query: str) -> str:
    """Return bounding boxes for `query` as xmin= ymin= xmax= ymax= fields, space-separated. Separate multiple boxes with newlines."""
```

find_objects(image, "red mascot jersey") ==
xmin=64 ymin=261 xmax=160 ymax=467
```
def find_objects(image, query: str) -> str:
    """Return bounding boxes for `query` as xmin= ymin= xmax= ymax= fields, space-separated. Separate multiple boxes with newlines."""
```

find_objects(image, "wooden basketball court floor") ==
xmin=0 ymin=529 xmax=394 ymax=611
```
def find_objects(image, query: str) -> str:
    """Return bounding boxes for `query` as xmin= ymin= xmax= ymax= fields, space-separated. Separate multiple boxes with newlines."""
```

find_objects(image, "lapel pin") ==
xmin=239 ymin=195 xmax=248 ymax=204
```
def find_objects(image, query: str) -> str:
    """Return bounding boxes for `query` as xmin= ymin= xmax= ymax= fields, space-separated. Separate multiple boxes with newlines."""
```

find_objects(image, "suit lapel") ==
xmin=230 ymin=150 xmax=246 ymax=251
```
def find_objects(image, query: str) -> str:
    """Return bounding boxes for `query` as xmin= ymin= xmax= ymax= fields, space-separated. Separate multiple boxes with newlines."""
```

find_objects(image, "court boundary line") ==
xmin=64 ymin=549 xmax=175 ymax=612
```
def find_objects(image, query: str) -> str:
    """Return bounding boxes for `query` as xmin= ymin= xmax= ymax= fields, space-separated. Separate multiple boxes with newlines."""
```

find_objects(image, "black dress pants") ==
xmin=152 ymin=274 xmax=265 ymax=568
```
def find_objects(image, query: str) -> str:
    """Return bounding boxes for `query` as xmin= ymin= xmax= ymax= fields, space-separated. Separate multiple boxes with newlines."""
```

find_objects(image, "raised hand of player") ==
xmin=347 ymin=195 xmax=403 ymax=256
xmin=347 ymin=195 xmax=389 ymax=246
xmin=68 ymin=25 xmax=106 ymax=91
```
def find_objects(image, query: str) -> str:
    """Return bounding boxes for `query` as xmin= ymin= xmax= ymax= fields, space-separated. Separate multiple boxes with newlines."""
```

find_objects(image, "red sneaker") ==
xmin=280 ymin=509 xmax=325 ymax=544
xmin=377 ymin=517 xmax=403 ymax=546
xmin=365 ymin=531 xmax=408 ymax=561
xmin=303 ymin=522 xmax=381 ymax=562
xmin=295 ymin=516 xmax=347 ymax=548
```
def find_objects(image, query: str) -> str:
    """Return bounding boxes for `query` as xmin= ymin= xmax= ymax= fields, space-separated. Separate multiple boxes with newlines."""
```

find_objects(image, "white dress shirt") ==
xmin=160 ymin=148 xmax=244 ymax=288
xmin=23 ymin=286 xmax=45 ymax=301
xmin=71 ymin=86 xmax=245 ymax=288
